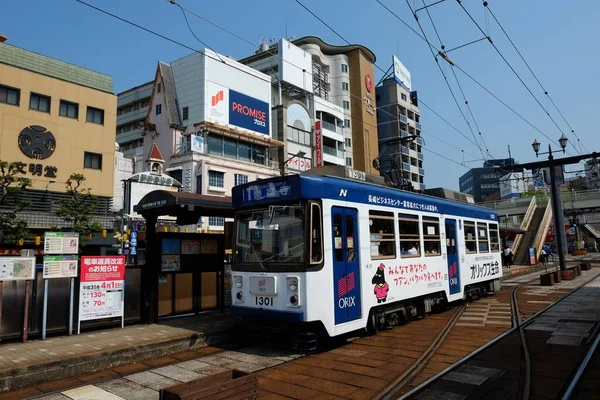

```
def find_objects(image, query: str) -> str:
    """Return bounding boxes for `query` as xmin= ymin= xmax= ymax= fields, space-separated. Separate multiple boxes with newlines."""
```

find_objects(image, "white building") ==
xmin=499 ymin=171 xmax=534 ymax=199
xmin=112 ymin=142 xmax=134 ymax=213
xmin=375 ymin=57 xmax=424 ymax=191
xmin=143 ymin=49 xmax=282 ymax=232
xmin=238 ymin=36 xmax=379 ymax=175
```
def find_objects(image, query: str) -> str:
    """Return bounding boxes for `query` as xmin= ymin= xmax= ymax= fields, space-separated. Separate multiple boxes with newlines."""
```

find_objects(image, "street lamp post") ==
xmin=532 ymin=135 xmax=569 ymax=271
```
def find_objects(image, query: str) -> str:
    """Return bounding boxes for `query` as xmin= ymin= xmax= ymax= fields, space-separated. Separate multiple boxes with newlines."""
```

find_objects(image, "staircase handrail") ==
xmin=583 ymin=224 xmax=600 ymax=240
xmin=513 ymin=196 xmax=537 ymax=254
xmin=532 ymin=199 xmax=553 ymax=260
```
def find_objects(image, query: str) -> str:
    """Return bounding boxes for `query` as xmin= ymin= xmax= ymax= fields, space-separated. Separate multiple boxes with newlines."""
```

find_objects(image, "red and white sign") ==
xmin=365 ymin=74 xmax=373 ymax=93
xmin=79 ymin=256 xmax=126 ymax=322
xmin=314 ymin=121 xmax=323 ymax=168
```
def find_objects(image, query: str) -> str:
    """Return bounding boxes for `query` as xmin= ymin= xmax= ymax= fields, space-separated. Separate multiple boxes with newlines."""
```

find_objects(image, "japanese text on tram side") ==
xmin=386 ymin=263 xmax=447 ymax=286
xmin=471 ymin=261 xmax=500 ymax=279
xmin=368 ymin=195 xmax=439 ymax=212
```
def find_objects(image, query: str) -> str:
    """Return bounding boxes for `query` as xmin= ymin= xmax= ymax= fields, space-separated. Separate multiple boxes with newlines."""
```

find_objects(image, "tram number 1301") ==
xmin=255 ymin=296 xmax=273 ymax=306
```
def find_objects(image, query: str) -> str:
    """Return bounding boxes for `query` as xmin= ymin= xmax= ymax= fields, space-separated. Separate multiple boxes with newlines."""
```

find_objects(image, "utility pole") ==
xmin=495 ymin=135 xmax=597 ymax=272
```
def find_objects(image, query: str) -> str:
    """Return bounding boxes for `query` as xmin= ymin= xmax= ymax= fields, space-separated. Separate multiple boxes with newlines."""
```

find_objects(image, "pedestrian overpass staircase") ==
xmin=582 ymin=224 xmax=600 ymax=241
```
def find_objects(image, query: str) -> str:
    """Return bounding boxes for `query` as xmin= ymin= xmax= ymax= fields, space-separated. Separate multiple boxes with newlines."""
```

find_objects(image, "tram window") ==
xmin=310 ymin=204 xmax=323 ymax=264
xmin=422 ymin=216 xmax=441 ymax=256
xmin=369 ymin=211 xmax=396 ymax=259
xmin=333 ymin=214 xmax=344 ymax=262
xmin=464 ymin=221 xmax=477 ymax=253
xmin=489 ymin=224 xmax=500 ymax=252
xmin=478 ymin=223 xmax=490 ymax=253
xmin=398 ymin=213 xmax=420 ymax=258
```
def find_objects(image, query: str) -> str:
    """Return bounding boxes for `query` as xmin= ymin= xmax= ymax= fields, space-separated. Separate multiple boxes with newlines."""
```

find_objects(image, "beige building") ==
xmin=0 ymin=40 xmax=117 ymax=228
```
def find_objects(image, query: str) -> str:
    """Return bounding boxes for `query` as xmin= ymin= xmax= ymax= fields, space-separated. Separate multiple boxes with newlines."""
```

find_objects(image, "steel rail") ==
xmin=511 ymin=284 xmax=531 ymax=400
xmin=400 ymin=269 xmax=600 ymax=399
xmin=374 ymin=305 xmax=466 ymax=400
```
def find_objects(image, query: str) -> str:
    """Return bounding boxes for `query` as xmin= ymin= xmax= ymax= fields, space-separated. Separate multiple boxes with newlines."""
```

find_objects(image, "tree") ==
xmin=0 ymin=160 xmax=32 ymax=244
xmin=56 ymin=173 xmax=102 ymax=248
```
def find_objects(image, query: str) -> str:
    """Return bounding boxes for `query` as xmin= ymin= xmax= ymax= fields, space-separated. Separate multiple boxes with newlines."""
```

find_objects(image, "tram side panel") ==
xmin=456 ymin=217 xmax=503 ymax=297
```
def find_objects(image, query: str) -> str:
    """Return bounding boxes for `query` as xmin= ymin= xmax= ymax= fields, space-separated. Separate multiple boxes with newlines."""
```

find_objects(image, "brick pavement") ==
xmin=0 ymin=311 xmax=241 ymax=393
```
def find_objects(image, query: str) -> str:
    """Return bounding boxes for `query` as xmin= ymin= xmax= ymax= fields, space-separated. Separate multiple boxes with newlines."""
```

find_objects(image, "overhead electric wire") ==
xmin=374 ymin=0 xmax=576 ymax=157
xmin=290 ymin=0 xmax=488 ymax=159
xmin=75 ymin=0 xmax=470 ymax=171
xmin=419 ymin=0 xmax=492 ymax=157
xmin=456 ymin=0 xmax=580 ymax=155
xmin=485 ymin=4 xmax=588 ymax=153
xmin=403 ymin=0 xmax=487 ymax=160
xmin=173 ymin=0 xmax=484 ymax=165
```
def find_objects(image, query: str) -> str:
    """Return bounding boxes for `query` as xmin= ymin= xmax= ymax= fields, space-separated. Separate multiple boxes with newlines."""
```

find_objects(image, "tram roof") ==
xmin=232 ymin=174 xmax=497 ymax=221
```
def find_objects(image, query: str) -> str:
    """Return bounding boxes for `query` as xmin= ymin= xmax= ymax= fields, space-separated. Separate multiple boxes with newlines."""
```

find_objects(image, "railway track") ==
xmin=15 ymin=266 xmax=599 ymax=400
xmin=400 ymin=267 xmax=600 ymax=400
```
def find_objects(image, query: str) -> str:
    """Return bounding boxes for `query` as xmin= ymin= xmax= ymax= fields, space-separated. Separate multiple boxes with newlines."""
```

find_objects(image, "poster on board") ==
xmin=44 ymin=232 xmax=79 ymax=254
xmin=0 ymin=257 xmax=36 ymax=281
xmin=78 ymin=256 xmax=126 ymax=322
xmin=43 ymin=255 xmax=78 ymax=279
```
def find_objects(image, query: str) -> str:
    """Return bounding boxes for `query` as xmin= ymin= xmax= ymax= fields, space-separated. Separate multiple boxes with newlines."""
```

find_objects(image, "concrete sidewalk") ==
xmin=501 ymin=253 xmax=600 ymax=278
xmin=0 ymin=311 xmax=241 ymax=393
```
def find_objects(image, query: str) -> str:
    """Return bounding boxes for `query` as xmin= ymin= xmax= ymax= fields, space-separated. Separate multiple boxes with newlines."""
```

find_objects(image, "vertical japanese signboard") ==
xmin=314 ymin=121 xmax=323 ymax=168
xmin=78 ymin=256 xmax=126 ymax=332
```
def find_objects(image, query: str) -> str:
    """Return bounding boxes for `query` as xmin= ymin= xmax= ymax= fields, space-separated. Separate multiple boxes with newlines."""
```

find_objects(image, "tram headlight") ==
xmin=234 ymin=276 xmax=243 ymax=289
xmin=286 ymin=276 xmax=300 ymax=307
xmin=288 ymin=279 xmax=298 ymax=292
xmin=235 ymin=291 xmax=244 ymax=302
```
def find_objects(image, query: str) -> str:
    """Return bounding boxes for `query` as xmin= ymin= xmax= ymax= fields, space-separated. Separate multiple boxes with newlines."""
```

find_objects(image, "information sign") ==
xmin=44 ymin=232 xmax=79 ymax=254
xmin=43 ymin=255 xmax=78 ymax=279
xmin=0 ymin=257 xmax=36 ymax=281
xmin=78 ymin=256 xmax=125 ymax=323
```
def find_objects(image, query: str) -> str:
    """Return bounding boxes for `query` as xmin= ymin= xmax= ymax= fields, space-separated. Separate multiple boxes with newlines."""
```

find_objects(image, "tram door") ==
xmin=331 ymin=207 xmax=362 ymax=324
xmin=445 ymin=219 xmax=460 ymax=295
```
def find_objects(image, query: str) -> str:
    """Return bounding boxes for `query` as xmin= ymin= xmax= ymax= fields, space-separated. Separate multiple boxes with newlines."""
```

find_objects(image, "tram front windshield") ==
xmin=235 ymin=205 xmax=305 ymax=266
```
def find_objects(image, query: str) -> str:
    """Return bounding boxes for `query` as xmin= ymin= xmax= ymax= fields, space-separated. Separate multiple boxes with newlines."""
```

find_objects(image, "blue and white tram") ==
xmin=230 ymin=172 xmax=502 ymax=344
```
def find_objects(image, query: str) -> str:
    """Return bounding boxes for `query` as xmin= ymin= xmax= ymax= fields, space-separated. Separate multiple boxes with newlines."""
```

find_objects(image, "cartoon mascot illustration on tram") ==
xmin=372 ymin=263 xmax=389 ymax=303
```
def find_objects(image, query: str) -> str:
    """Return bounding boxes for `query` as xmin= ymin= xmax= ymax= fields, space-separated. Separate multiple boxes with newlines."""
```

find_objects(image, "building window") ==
xmin=345 ymin=138 xmax=351 ymax=148
xmin=234 ymin=174 xmax=248 ymax=186
xmin=84 ymin=152 xmax=102 ymax=170
xmin=29 ymin=93 xmax=50 ymax=113
xmin=208 ymin=170 xmax=224 ymax=188
xmin=59 ymin=100 xmax=78 ymax=119
xmin=489 ymin=224 xmax=500 ymax=252
xmin=345 ymin=157 xmax=352 ymax=166
xmin=182 ymin=106 xmax=189 ymax=120
xmin=342 ymin=82 xmax=349 ymax=91
xmin=208 ymin=217 xmax=224 ymax=227
xmin=157 ymin=83 xmax=162 ymax=93
xmin=369 ymin=211 xmax=396 ymax=259
xmin=401 ymin=93 xmax=407 ymax=101
xmin=344 ymin=119 xmax=350 ymax=128
xmin=86 ymin=107 xmax=104 ymax=124
xmin=343 ymin=101 xmax=350 ymax=110
xmin=287 ymin=126 xmax=311 ymax=146
xmin=341 ymin=64 xmax=348 ymax=73
xmin=0 ymin=84 xmax=20 ymax=106
xmin=155 ymin=104 xmax=162 ymax=116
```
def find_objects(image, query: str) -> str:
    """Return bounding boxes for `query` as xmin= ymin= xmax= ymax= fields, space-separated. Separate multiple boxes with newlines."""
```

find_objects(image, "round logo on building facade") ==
xmin=365 ymin=74 xmax=373 ymax=93
xmin=17 ymin=125 xmax=56 ymax=160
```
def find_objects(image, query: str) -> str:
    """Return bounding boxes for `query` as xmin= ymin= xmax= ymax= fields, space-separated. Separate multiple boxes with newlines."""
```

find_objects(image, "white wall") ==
xmin=112 ymin=149 xmax=134 ymax=212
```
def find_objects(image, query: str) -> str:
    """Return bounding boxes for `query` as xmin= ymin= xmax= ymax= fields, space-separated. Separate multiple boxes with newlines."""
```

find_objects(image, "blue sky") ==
xmin=2 ymin=0 xmax=598 ymax=190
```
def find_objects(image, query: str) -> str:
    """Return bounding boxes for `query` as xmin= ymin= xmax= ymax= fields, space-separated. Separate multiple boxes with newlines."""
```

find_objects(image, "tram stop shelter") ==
xmin=134 ymin=190 xmax=235 ymax=324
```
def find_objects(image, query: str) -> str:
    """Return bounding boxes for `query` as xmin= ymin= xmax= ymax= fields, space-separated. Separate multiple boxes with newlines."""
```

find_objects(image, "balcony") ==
xmin=419 ymin=168 xmax=425 ymax=176
xmin=416 ymin=137 xmax=424 ymax=146
xmin=401 ymin=147 xmax=409 ymax=155
xmin=416 ymin=122 xmax=421 ymax=130
xmin=323 ymin=145 xmax=343 ymax=158
xmin=320 ymin=120 xmax=344 ymax=142
xmin=402 ymin=162 xmax=411 ymax=171
xmin=401 ymin=130 xmax=409 ymax=137
xmin=418 ymin=153 xmax=423 ymax=161
xmin=399 ymin=114 xmax=407 ymax=123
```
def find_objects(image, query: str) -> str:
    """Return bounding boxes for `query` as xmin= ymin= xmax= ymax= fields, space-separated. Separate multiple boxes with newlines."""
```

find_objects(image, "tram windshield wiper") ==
xmin=249 ymin=237 xmax=268 ymax=272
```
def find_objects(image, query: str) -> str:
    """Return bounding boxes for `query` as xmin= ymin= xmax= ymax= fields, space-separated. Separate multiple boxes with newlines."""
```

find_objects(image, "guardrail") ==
xmin=512 ymin=196 xmax=536 ymax=254
xmin=532 ymin=200 xmax=553 ymax=260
